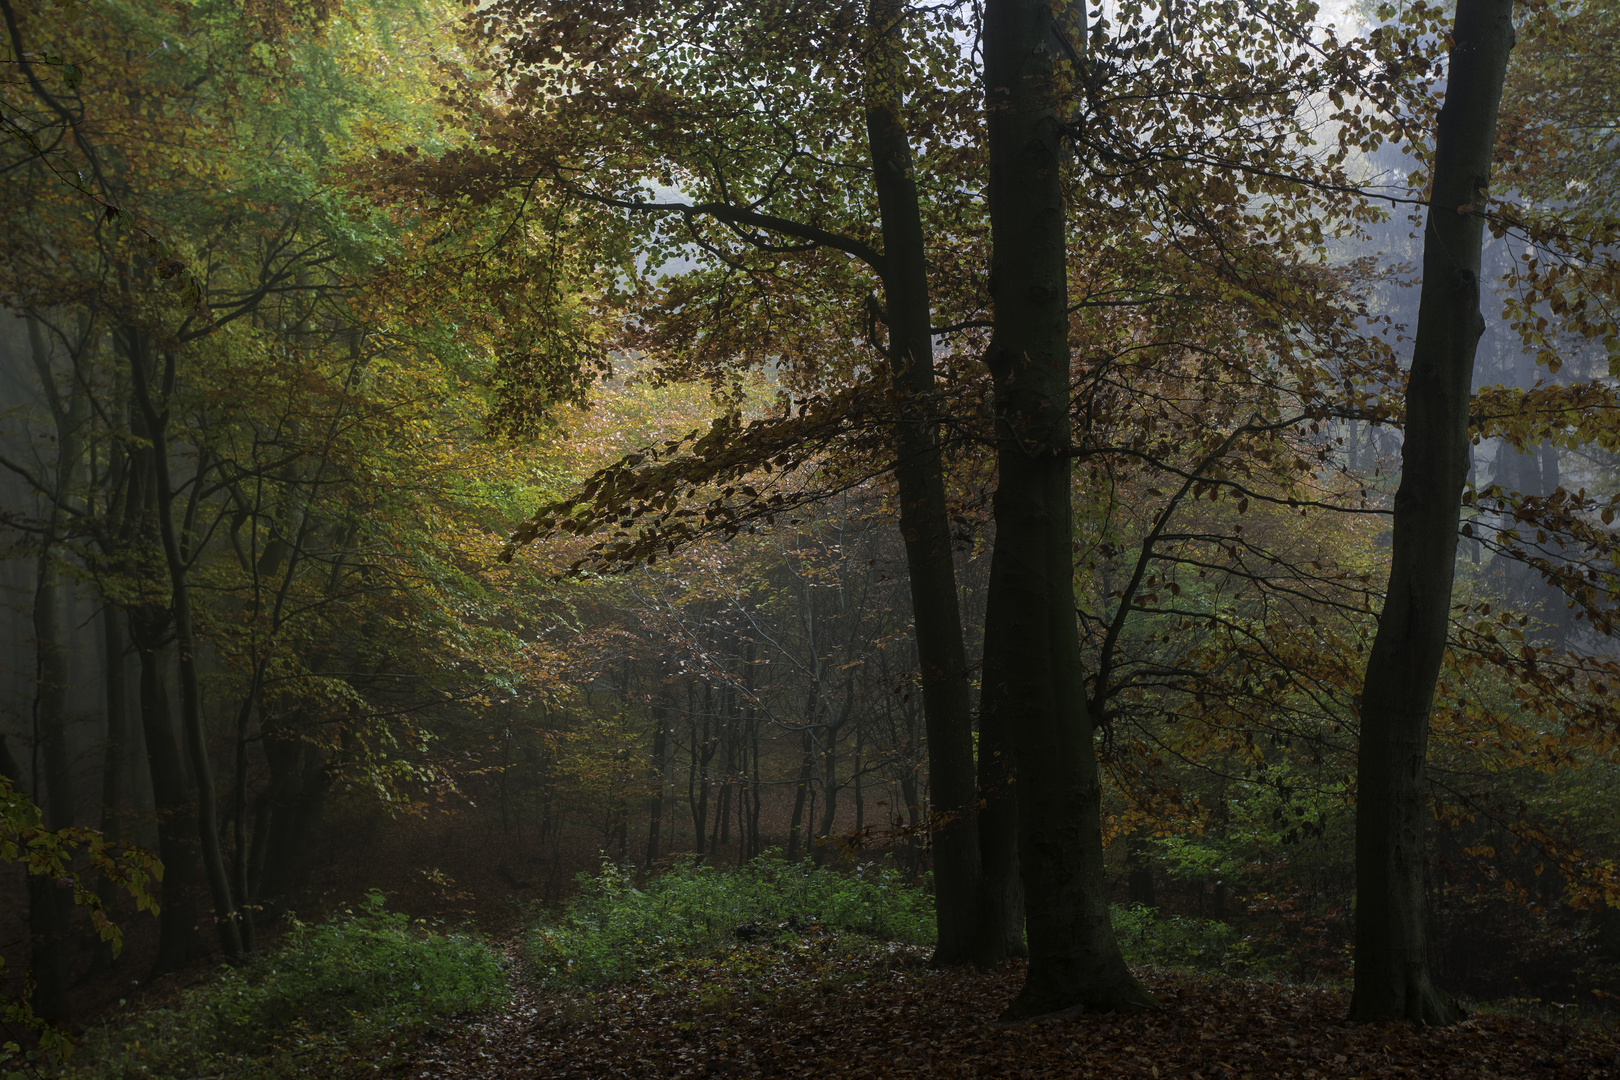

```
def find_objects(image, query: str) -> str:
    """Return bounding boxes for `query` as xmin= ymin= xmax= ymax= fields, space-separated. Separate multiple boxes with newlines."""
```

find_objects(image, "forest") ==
xmin=3 ymin=0 xmax=1620 ymax=1075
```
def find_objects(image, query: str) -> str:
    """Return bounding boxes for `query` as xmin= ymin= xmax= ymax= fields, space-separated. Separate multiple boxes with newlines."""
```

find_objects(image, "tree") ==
xmin=1350 ymin=0 xmax=1516 ymax=1024
xmin=980 ymin=0 xmax=1153 ymax=1018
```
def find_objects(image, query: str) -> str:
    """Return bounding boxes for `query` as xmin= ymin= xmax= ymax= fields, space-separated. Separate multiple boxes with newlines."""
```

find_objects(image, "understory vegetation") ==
xmin=61 ymin=895 xmax=505 ymax=1080
xmin=528 ymin=856 xmax=936 ymax=986
xmin=50 ymin=860 xmax=1285 ymax=1080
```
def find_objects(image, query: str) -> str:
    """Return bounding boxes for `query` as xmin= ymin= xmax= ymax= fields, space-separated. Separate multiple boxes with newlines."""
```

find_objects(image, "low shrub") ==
xmin=530 ymin=854 xmax=935 ymax=985
xmin=66 ymin=891 xmax=506 ymax=1080
xmin=1111 ymin=902 xmax=1253 ymax=974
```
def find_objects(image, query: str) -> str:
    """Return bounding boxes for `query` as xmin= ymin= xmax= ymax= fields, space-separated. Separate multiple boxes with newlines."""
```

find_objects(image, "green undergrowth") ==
xmin=1112 ymin=901 xmax=1256 ymax=976
xmin=61 ymin=892 xmax=507 ymax=1080
xmin=530 ymin=857 xmax=1266 ymax=988
xmin=529 ymin=854 xmax=936 ymax=986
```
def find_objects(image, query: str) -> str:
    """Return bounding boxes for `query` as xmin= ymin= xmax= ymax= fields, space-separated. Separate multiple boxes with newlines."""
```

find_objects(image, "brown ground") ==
xmin=400 ymin=944 xmax=1620 ymax=1080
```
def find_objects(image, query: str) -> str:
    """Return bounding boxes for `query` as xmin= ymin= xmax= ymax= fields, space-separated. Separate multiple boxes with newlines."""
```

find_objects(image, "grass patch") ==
xmin=529 ymin=855 xmax=935 ymax=986
xmin=65 ymin=891 xmax=506 ymax=1080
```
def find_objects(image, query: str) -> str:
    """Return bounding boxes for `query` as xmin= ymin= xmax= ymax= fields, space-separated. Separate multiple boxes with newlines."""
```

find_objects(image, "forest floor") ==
xmin=395 ymin=933 xmax=1620 ymax=1080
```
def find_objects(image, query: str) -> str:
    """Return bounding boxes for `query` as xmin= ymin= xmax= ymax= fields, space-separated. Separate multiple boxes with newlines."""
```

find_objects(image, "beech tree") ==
xmin=1351 ymin=0 xmax=1514 ymax=1024
xmin=979 ymin=0 xmax=1151 ymax=1016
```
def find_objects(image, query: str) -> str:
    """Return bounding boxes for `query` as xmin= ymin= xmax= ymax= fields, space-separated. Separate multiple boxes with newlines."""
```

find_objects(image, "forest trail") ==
xmin=404 ymin=942 xmax=1620 ymax=1079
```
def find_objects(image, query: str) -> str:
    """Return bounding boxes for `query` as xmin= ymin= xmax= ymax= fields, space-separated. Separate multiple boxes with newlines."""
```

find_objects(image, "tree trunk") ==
xmin=748 ymin=716 xmax=762 ymax=859
xmin=1351 ymin=0 xmax=1514 ymax=1026
xmin=258 ymin=743 xmax=335 ymax=904
xmin=128 ymin=342 xmax=244 ymax=960
xmin=787 ymin=727 xmax=812 ymax=862
xmin=691 ymin=688 xmax=711 ymax=859
xmin=854 ymin=723 xmax=864 ymax=835
xmin=977 ymin=646 xmax=1026 ymax=956
xmin=133 ymin=619 xmax=204 ymax=974
xmin=250 ymin=715 xmax=301 ymax=902
xmin=813 ymin=722 xmax=837 ymax=866
xmin=25 ymin=315 xmax=84 ymax=1021
xmin=645 ymin=708 xmax=669 ymax=866
xmin=863 ymin=0 xmax=993 ymax=964
xmin=982 ymin=0 xmax=1151 ymax=1017
xmin=899 ymin=770 xmax=923 ymax=882
xmin=89 ymin=601 xmax=130 ymax=975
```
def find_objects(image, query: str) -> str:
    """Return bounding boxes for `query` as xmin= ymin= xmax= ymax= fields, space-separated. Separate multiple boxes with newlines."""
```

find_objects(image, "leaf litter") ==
xmin=400 ymin=929 xmax=1620 ymax=1079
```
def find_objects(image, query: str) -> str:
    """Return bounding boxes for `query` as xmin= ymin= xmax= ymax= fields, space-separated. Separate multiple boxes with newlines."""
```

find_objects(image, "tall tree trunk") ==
xmin=977 ymin=649 xmax=1026 ymax=956
xmin=863 ymin=0 xmax=994 ymax=964
xmin=89 ymin=601 xmax=130 ymax=975
xmin=813 ymin=721 xmax=837 ymax=866
xmin=133 ymin=618 xmax=203 ymax=974
xmin=899 ymin=769 xmax=923 ymax=881
xmin=691 ymin=687 xmax=711 ymax=859
xmin=713 ymin=684 xmax=734 ymax=858
xmin=128 ymin=342 xmax=244 ymax=960
xmin=748 ymin=715 xmax=762 ymax=859
xmin=742 ymin=641 xmax=760 ymax=860
xmin=250 ymin=715 xmax=300 ymax=902
xmin=853 ymin=723 xmax=864 ymax=835
xmin=1351 ymin=0 xmax=1514 ymax=1025
xmin=645 ymin=707 xmax=669 ymax=866
xmin=982 ymin=0 xmax=1151 ymax=1017
xmin=229 ymin=680 xmax=260 ymax=953
xmin=25 ymin=315 xmax=84 ymax=1021
xmin=787 ymin=727 xmax=813 ymax=862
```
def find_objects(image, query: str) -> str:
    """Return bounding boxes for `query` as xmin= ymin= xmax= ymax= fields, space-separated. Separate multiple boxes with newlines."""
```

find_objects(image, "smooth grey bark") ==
xmin=1351 ymin=0 xmax=1515 ymax=1025
xmin=983 ymin=0 xmax=1151 ymax=1017
xmin=864 ymin=0 xmax=998 ymax=964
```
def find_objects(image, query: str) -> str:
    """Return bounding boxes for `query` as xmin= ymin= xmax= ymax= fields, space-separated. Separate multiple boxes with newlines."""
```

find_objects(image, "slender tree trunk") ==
xmin=645 ymin=708 xmax=669 ymax=866
xmin=714 ymin=685 xmax=734 ymax=858
xmin=900 ymin=770 xmax=923 ymax=882
xmin=1351 ymin=0 xmax=1514 ymax=1025
xmin=250 ymin=715 xmax=301 ymax=902
xmin=813 ymin=722 xmax=837 ymax=866
xmin=748 ymin=717 xmax=762 ymax=859
xmin=258 ymin=745 xmax=335 ymax=903
xmin=742 ymin=641 xmax=760 ymax=860
xmin=854 ymin=723 xmax=864 ymax=834
xmin=133 ymin=620 xmax=203 ymax=974
xmin=128 ymin=343 xmax=243 ymax=960
xmin=983 ymin=0 xmax=1150 ymax=1017
xmin=24 ymin=315 xmax=87 ymax=1018
xmin=229 ymin=675 xmax=262 ymax=953
xmin=691 ymin=690 xmax=711 ymax=859
xmin=787 ymin=727 xmax=812 ymax=862
xmin=864 ymin=0 xmax=994 ymax=965
xmin=89 ymin=602 xmax=130 ymax=975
